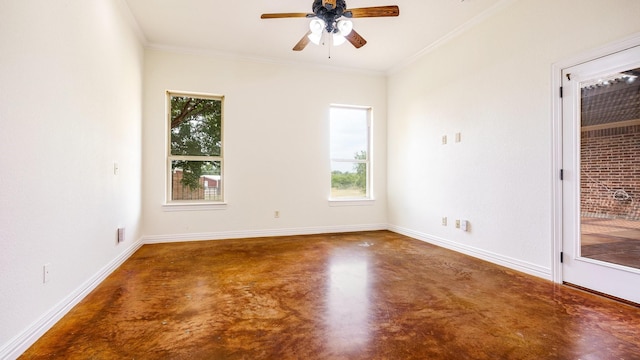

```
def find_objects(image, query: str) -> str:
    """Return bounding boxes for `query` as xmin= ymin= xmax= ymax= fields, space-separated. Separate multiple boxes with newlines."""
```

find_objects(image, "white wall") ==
xmin=142 ymin=49 xmax=387 ymax=240
xmin=5 ymin=0 xmax=638 ymax=356
xmin=387 ymin=0 xmax=640 ymax=278
xmin=0 ymin=0 xmax=143 ymax=356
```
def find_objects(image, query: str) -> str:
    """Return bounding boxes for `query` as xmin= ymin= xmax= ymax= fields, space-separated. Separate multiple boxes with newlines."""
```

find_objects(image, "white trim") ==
xmin=388 ymin=225 xmax=552 ymax=280
xmin=142 ymin=223 xmax=388 ymax=244
xmin=166 ymin=91 xmax=225 ymax=205
xmin=146 ymin=43 xmax=385 ymax=77
xmin=551 ymin=32 xmax=640 ymax=72
xmin=116 ymin=0 xmax=148 ymax=45
xmin=551 ymin=31 xmax=640 ymax=284
xmin=329 ymin=105 xmax=373 ymax=201
xmin=328 ymin=199 xmax=375 ymax=207
xmin=0 ymin=238 xmax=144 ymax=360
xmin=551 ymin=61 xmax=564 ymax=284
xmin=386 ymin=0 xmax=519 ymax=75
xmin=162 ymin=202 xmax=228 ymax=212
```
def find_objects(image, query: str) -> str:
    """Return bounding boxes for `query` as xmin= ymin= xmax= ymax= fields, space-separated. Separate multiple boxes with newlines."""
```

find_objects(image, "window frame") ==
xmin=164 ymin=90 xmax=226 ymax=209
xmin=328 ymin=104 xmax=374 ymax=204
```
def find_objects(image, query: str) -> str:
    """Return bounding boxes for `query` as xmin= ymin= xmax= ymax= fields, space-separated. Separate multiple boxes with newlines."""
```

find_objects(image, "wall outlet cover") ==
xmin=43 ymin=263 xmax=51 ymax=283
xmin=117 ymin=228 xmax=125 ymax=243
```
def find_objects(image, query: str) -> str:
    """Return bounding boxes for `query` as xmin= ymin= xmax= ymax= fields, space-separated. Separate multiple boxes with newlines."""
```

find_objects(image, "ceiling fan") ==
xmin=261 ymin=0 xmax=399 ymax=51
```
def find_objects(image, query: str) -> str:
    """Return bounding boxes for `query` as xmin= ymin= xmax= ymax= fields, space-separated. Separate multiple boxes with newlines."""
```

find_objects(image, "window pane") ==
xmin=331 ymin=161 xmax=367 ymax=198
xmin=170 ymin=96 xmax=222 ymax=156
xmin=171 ymin=160 xmax=222 ymax=201
xmin=330 ymin=107 xmax=368 ymax=160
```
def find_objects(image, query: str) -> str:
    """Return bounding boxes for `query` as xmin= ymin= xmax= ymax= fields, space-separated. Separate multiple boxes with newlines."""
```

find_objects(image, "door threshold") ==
xmin=564 ymin=282 xmax=640 ymax=308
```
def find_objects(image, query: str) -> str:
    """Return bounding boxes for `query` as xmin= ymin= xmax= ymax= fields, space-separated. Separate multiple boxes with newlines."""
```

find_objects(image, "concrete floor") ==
xmin=582 ymin=217 xmax=640 ymax=269
xmin=20 ymin=231 xmax=640 ymax=359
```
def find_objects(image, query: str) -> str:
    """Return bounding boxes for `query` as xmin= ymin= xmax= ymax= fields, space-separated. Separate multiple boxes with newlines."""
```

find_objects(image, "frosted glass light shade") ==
xmin=337 ymin=20 xmax=353 ymax=36
xmin=309 ymin=19 xmax=324 ymax=34
xmin=307 ymin=19 xmax=353 ymax=47
xmin=333 ymin=34 xmax=346 ymax=46
xmin=308 ymin=31 xmax=322 ymax=45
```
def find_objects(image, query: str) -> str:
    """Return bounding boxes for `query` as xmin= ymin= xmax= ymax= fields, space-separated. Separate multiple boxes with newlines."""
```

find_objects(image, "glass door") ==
xmin=562 ymin=45 xmax=640 ymax=304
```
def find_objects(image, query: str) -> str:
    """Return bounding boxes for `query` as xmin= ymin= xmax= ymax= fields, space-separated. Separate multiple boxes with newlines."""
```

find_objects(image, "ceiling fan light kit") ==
xmin=308 ymin=18 xmax=353 ymax=46
xmin=261 ymin=0 xmax=399 ymax=52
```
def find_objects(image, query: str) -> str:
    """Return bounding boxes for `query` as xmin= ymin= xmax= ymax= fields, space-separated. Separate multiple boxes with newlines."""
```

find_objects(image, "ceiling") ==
xmin=123 ymin=0 xmax=506 ymax=73
xmin=581 ymin=69 xmax=640 ymax=127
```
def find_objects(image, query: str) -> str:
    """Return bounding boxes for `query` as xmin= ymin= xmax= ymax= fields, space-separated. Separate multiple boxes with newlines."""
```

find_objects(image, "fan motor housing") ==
xmin=312 ymin=0 xmax=349 ymax=33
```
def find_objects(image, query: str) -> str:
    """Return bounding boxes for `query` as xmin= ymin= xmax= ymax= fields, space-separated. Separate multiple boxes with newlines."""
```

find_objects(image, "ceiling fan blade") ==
xmin=346 ymin=6 xmax=399 ymax=18
xmin=293 ymin=31 xmax=312 ymax=51
xmin=260 ymin=13 xmax=312 ymax=19
xmin=345 ymin=29 xmax=367 ymax=48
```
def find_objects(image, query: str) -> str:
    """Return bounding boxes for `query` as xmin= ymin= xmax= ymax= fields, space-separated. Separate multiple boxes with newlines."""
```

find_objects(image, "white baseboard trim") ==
xmin=388 ymin=225 xmax=552 ymax=281
xmin=142 ymin=223 xmax=388 ymax=244
xmin=0 ymin=238 xmax=144 ymax=360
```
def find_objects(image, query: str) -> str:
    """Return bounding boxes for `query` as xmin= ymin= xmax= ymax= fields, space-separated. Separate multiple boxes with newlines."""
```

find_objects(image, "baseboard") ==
xmin=388 ymin=225 xmax=552 ymax=280
xmin=0 ymin=238 xmax=144 ymax=360
xmin=143 ymin=224 xmax=551 ymax=280
xmin=142 ymin=223 xmax=388 ymax=244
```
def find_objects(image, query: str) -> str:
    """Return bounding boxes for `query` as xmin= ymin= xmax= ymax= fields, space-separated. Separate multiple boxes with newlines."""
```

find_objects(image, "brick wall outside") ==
xmin=581 ymin=124 xmax=640 ymax=220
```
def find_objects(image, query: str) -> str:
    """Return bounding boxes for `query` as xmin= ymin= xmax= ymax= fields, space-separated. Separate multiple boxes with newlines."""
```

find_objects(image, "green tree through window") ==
xmin=168 ymin=93 xmax=224 ymax=201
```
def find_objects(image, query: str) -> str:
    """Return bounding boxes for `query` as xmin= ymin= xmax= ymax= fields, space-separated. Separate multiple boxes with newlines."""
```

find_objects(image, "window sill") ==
xmin=328 ymin=199 xmax=375 ymax=207
xmin=162 ymin=202 xmax=228 ymax=212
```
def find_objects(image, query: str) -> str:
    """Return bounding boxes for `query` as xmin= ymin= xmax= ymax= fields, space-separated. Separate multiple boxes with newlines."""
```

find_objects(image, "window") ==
xmin=167 ymin=92 xmax=223 ymax=203
xmin=330 ymin=105 xmax=371 ymax=200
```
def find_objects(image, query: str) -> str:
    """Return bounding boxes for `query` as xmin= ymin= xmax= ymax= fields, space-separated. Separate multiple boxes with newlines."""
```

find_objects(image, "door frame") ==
xmin=551 ymin=32 xmax=640 ymax=284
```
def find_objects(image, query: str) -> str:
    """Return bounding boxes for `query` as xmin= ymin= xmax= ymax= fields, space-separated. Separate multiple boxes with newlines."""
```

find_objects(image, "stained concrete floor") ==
xmin=20 ymin=231 xmax=640 ymax=359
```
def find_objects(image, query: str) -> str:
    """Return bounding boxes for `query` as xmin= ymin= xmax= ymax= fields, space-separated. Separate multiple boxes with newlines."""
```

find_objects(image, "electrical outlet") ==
xmin=455 ymin=132 xmax=461 ymax=142
xmin=43 ymin=263 xmax=51 ymax=283
xmin=442 ymin=217 xmax=447 ymax=226
xmin=442 ymin=135 xmax=447 ymax=145
xmin=117 ymin=228 xmax=125 ymax=243
xmin=461 ymin=220 xmax=469 ymax=231
xmin=274 ymin=210 xmax=280 ymax=218
xmin=455 ymin=220 xmax=461 ymax=229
